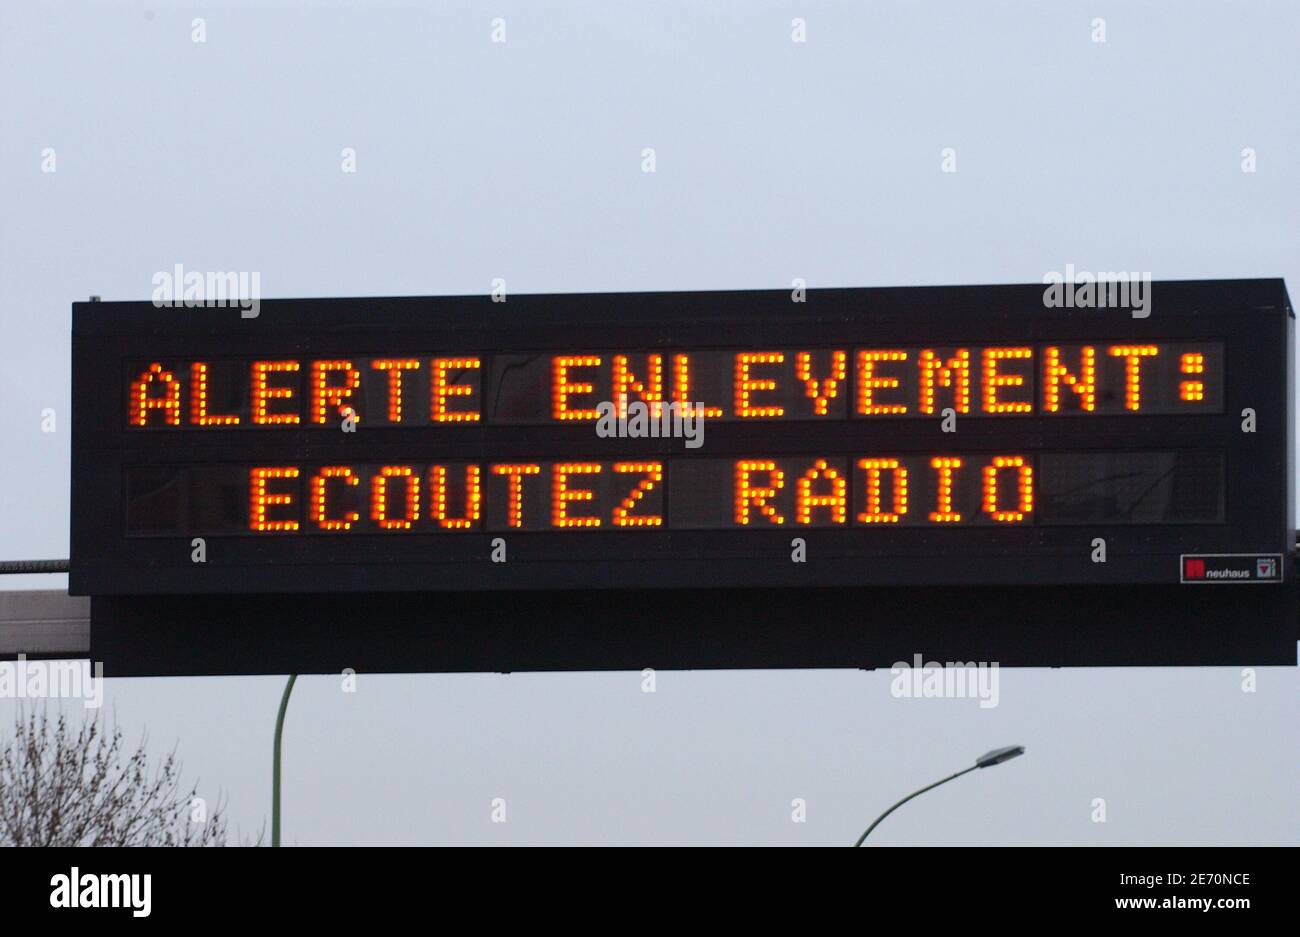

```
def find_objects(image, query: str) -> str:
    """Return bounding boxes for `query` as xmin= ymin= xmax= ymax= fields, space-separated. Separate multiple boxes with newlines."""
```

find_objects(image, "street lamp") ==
xmin=853 ymin=745 xmax=1025 ymax=846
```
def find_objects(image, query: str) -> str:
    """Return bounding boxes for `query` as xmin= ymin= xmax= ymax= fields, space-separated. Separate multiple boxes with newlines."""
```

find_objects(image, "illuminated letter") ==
xmin=491 ymin=464 xmax=541 ymax=528
xmin=982 ymin=347 xmax=1033 ymax=414
xmin=928 ymin=457 xmax=962 ymax=523
xmin=251 ymin=361 xmax=301 ymax=425
xmin=735 ymin=352 xmax=785 ymax=418
xmin=795 ymin=459 xmax=847 ymax=524
xmin=1043 ymin=346 xmax=1096 ymax=412
xmin=130 ymin=362 xmax=182 ymax=426
xmin=796 ymin=351 xmax=846 ymax=416
xmin=857 ymin=458 xmax=908 ymax=523
xmin=311 ymin=360 xmax=362 ymax=424
xmin=856 ymin=351 xmax=909 ymax=415
xmin=982 ymin=455 xmax=1033 ymax=523
xmin=371 ymin=359 xmax=421 ymax=422
xmin=1107 ymin=345 xmax=1159 ymax=411
xmin=249 ymin=467 xmax=299 ymax=532
xmin=432 ymin=357 xmax=481 ymax=422
xmin=612 ymin=355 xmax=664 ymax=417
xmin=190 ymin=362 xmax=239 ymax=425
xmin=735 ymin=460 xmax=785 ymax=525
xmin=919 ymin=350 xmax=970 ymax=414
xmin=431 ymin=464 xmax=481 ymax=529
xmin=552 ymin=356 xmax=602 ymax=421
xmin=310 ymin=466 xmax=360 ymax=530
xmin=612 ymin=462 xmax=663 ymax=527
xmin=553 ymin=463 xmax=602 ymax=527
xmin=1179 ymin=352 xmax=1205 ymax=402
xmin=371 ymin=465 xmax=419 ymax=530
xmin=671 ymin=355 xmax=724 ymax=418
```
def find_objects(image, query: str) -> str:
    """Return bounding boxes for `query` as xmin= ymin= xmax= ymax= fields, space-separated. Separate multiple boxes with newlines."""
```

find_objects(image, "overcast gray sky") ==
xmin=1 ymin=0 xmax=1296 ymax=845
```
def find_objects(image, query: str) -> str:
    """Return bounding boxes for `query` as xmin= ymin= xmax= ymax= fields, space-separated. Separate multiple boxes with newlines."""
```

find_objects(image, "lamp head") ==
xmin=975 ymin=745 xmax=1025 ymax=769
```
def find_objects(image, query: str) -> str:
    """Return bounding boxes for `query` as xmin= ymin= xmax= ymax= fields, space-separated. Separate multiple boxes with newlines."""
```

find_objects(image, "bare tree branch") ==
xmin=0 ymin=706 xmax=258 ymax=847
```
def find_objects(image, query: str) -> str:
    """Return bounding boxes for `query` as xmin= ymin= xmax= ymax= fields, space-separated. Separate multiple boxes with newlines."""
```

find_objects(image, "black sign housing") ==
xmin=70 ymin=280 xmax=1296 ymax=674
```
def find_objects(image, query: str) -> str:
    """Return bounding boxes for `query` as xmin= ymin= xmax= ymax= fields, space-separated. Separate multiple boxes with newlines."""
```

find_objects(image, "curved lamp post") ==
xmin=853 ymin=745 xmax=1025 ymax=847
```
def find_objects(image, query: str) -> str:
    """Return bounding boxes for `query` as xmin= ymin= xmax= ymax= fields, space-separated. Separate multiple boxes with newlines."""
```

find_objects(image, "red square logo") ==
xmin=1184 ymin=558 xmax=1205 ymax=579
